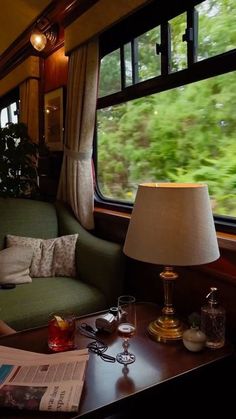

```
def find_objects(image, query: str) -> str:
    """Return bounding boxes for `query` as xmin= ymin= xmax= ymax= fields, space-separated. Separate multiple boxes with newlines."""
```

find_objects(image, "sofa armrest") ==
xmin=55 ymin=202 xmax=125 ymax=306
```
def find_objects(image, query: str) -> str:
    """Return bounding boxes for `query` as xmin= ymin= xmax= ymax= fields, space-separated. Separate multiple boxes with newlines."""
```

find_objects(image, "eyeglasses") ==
xmin=78 ymin=322 xmax=116 ymax=363
xmin=87 ymin=341 xmax=116 ymax=363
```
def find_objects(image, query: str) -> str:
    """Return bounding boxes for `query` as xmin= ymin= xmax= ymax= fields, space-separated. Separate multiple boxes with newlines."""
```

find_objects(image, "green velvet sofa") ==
xmin=0 ymin=198 xmax=124 ymax=331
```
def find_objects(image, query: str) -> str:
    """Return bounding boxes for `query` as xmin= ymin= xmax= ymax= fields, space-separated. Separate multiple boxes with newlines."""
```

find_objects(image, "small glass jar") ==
xmin=182 ymin=326 xmax=206 ymax=352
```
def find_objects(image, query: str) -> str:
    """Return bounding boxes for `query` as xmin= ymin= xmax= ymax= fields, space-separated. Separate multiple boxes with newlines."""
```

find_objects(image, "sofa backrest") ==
xmin=0 ymin=198 xmax=58 ymax=250
xmin=55 ymin=201 xmax=125 ymax=305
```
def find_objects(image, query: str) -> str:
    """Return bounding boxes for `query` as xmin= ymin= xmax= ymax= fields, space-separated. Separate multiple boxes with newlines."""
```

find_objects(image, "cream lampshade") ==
xmin=124 ymin=183 xmax=220 ymax=342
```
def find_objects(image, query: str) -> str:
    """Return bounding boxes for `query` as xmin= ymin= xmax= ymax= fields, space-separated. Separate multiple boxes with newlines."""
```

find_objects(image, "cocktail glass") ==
xmin=48 ymin=313 xmax=75 ymax=352
xmin=116 ymin=295 xmax=136 ymax=365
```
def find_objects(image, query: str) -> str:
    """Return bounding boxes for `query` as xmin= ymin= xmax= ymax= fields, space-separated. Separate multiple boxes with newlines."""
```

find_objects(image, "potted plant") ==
xmin=0 ymin=122 xmax=39 ymax=198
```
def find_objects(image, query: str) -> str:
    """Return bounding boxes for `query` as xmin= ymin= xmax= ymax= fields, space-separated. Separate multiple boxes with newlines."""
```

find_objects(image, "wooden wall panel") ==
xmin=125 ymin=251 xmax=236 ymax=342
xmin=44 ymin=47 xmax=68 ymax=93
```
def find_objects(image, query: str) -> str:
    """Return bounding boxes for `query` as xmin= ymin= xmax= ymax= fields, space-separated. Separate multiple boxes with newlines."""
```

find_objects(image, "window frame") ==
xmin=94 ymin=0 xmax=236 ymax=234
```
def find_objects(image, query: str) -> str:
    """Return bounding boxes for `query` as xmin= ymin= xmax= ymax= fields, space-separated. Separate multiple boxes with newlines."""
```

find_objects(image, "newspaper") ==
xmin=0 ymin=345 xmax=89 ymax=412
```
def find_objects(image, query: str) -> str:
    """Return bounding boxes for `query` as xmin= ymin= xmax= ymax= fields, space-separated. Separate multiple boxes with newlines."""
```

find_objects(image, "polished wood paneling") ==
xmin=126 ymin=258 xmax=236 ymax=341
xmin=94 ymin=208 xmax=130 ymax=243
xmin=44 ymin=47 xmax=68 ymax=93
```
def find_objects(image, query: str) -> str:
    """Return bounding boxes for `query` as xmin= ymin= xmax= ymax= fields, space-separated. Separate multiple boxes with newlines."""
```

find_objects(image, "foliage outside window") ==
xmin=96 ymin=0 xmax=236 ymax=222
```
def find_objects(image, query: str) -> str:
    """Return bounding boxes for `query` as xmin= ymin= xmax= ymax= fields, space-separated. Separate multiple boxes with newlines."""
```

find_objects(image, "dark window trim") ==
xmin=98 ymin=49 xmax=236 ymax=109
xmin=185 ymin=8 xmax=198 ymax=66
xmin=94 ymin=191 xmax=132 ymax=214
xmin=100 ymin=0 xmax=204 ymax=58
xmin=0 ymin=87 xmax=19 ymax=127
xmin=94 ymin=189 xmax=236 ymax=235
xmin=214 ymin=217 xmax=236 ymax=235
xmin=0 ymin=87 xmax=19 ymax=111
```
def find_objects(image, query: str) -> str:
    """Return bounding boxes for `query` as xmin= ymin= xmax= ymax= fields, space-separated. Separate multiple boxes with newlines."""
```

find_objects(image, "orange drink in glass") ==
xmin=48 ymin=313 xmax=75 ymax=352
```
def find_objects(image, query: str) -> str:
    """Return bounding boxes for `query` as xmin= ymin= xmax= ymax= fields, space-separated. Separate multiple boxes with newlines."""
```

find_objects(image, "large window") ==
xmin=96 ymin=0 xmax=236 ymax=227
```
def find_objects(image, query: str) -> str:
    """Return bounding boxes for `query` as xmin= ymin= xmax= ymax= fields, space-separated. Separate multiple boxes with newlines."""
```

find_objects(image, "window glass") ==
xmin=124 ymin=43 xmax=133 ymax=87
xmin=170 ymin=13 xmax=187 ymax=72
xmin=197 ymin=0 xmax=236 ymax=61
xmin=137 ymin=27 xmax=161 ymax=82
xmin=0 ymin=102 xmax=18 ymax=127
xmin=98 ymin=49 xmax=121 ymax=97
xmin=0 ymin=108 xmax=8 ymax=127
xmin=97 ymin=71 xmax=236 ymax=218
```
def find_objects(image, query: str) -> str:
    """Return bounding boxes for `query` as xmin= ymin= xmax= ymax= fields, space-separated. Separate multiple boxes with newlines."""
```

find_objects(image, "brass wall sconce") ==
xmin=30 ymin=18 xmax=58 ymax=52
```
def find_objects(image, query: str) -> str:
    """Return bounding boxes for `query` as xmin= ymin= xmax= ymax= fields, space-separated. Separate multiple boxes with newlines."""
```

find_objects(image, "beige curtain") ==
xmin=57 ymin=39 xmax=99 ymax=230
xmin=19 ymin=79 xmax=39 ymax=143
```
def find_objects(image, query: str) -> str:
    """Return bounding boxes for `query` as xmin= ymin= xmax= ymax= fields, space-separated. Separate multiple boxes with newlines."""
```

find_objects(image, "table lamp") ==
xmin=123 ymin=183 xmax=220 ymax=342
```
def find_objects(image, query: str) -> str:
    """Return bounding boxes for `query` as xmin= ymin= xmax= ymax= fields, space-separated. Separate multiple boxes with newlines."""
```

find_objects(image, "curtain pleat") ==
xmin=19 ymin=79 xmax=39 ymax=143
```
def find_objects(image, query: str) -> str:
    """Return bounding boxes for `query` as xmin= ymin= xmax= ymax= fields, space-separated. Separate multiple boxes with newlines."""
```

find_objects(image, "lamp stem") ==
xmin=148 ymin=266 xmax=186 ymax=342
xmin=161 ymin=266 xmax=177 ymax=316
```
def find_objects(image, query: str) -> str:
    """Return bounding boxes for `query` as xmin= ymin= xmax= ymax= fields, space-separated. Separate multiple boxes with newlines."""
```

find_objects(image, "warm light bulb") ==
xmin=30 ymin=31 xmax=47 ymax=51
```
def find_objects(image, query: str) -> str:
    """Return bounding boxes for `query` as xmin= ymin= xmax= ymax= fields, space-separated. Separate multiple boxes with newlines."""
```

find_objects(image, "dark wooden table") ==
xmin=0 ymin=302 xmax=234 ymax=418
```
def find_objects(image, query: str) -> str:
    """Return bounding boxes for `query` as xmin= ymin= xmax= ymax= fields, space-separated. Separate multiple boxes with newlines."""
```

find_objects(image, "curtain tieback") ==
xmin=64 ymin=147 xmax=92 ymax=161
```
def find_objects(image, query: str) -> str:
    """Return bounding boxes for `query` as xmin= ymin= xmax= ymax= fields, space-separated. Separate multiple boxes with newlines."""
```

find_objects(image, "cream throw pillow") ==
xmin=6 ymin=234 xmax=78 ymax=278
xmin=0 ymin=246 xmax=33 ymax=284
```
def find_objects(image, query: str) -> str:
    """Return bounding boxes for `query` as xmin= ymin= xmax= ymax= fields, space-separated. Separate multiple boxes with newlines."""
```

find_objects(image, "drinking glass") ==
xmin=48 ymin=312 xmax=76 ymax=352
xmin=116 ymin=295 xmax=136 ymax=365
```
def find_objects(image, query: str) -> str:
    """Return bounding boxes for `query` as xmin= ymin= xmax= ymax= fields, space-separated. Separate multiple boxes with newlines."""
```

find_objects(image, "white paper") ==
xmin=0 ymin=346 xmax=88 ymax=412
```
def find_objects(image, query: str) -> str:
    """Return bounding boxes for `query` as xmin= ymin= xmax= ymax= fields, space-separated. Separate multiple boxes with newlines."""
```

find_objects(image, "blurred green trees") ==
xmin=97 ymin=0 xmax=236 ymax=217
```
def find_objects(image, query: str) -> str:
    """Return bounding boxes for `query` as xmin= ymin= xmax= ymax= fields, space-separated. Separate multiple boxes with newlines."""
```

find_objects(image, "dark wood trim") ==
xmin=217 ymin=233 xmax=236 ymax=252
xmin=94 ymin=207 xmax=236 ymax=248
xmin=62 ymin=0 xmax=100 ymax=27
xmin=94 ymin=206 xmax=130 ymax=220
xmin=120 ymin=45 xmax=126 ymax=90
xmin=186 ymin=8 xmax=198 ymax=66
xmin=0 ymin=87 xmax=19 ymax=109
xmin=199 ymin=265 xmax=236 ymax=286
xmin=160 ymin=22 xmax=171 ymax=75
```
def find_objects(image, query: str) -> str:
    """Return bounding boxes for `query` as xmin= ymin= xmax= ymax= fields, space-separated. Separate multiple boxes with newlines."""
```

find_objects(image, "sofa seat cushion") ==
xmin=0 ymin=277 xmax=106 ymax=331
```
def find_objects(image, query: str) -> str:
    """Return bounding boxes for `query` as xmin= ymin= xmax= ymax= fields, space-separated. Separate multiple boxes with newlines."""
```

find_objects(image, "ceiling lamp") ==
xmin=30 ymin=18 xmax=58 ymax=52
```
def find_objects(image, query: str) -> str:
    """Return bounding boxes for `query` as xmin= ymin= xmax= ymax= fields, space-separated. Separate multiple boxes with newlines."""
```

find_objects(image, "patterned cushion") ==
xmin=6 ymin=234 xmax=78 ymax=278
xmin=0 ymin=246 xmax=33 ymax=284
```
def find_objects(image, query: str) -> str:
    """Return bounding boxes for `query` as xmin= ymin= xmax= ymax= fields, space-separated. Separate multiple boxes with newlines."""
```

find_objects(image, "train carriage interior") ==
xmin=0 ymin=0 xmax=236 ymax=416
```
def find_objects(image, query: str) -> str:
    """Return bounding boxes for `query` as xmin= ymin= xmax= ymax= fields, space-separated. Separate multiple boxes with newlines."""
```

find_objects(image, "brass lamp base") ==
xmin=148 ymin=266 xmax=186 ymax=342
xmin=148 ymin=315 xmax=185 ymax=342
